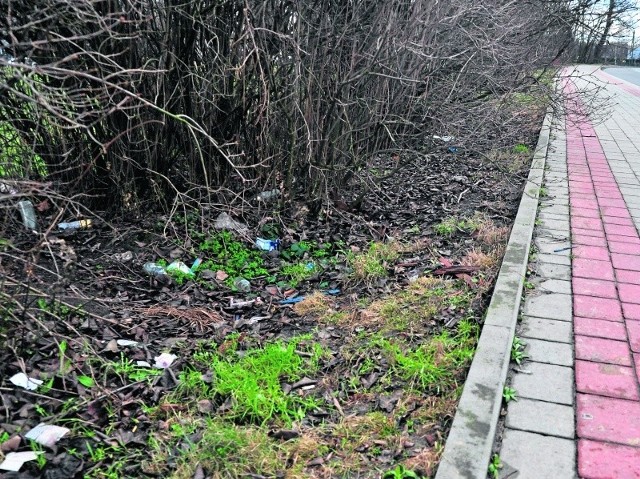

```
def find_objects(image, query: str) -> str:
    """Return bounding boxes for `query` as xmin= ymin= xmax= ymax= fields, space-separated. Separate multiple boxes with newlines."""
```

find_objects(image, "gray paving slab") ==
xmin=524 ymin=337 xmax=573 ymax=366
xmin=505 ymin=398 xmax=574 ymax=438
xmin=511 ymin=361 xmax=574 ymax=405
xmin=500 ymin=430 xmax=577 ymax=479
xmin=523 ymin=292 xmax=572 ymax=322
xmin=519 ymin=316 xmax=572 ymax=343
xmin=535 ymin=252 xmax=571 ymax=266
xmin=534 ymin=262 xmax=571 ymax=280
xmin=535 ymin=278 xmax=571 ymax=294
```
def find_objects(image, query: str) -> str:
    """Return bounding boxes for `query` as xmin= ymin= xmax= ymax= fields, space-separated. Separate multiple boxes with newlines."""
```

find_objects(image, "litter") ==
xmin=432 ymin=135 xmax=456 ymax=142
xmin=255 ymin=189 xmax=280 ymax=202
xmin=234 ymin=278 xmax=251 ymax=292
xmin=25 ymin=423 xmax=70 ymax=448
xmin=58 ymin=219 xmax=92 ymax=230
xmin=154 ymin=353 xmax=177 ymax=369
xmin=136 ymin=361 xmax=152 ymax=367
xmin=143 ymin=262 xmax=168 ymax=278
xmin=166 ymin=261 xmax=194 ymax=277
xmin=256 ymin=238 xmax=280 ymax=251
xmin=214 ymin=212 xmax=248 ymax=233
xmin=9 ymin=372 xmax=43 ymax=391
xmin=17 ymin=200 xmax=37 ymax=231
xmin=116 ymin=339 xmax=139 ymax=347
xmin=0 ymin=451 xmax=41 ymax=472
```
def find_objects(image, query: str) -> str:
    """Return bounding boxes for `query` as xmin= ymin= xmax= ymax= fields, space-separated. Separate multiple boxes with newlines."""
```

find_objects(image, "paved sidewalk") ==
xmin=498 ymin=67 xmax=640 ymax=478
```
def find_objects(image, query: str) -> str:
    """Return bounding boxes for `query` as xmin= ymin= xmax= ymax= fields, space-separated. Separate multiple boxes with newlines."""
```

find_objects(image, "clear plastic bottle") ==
xmin=17 ymin=200 xmax=37 ymax=230
xmin=143 ymin=262 xmax=168 ymax=278
xmin=234 ymin=278 xmax=251 ymax=292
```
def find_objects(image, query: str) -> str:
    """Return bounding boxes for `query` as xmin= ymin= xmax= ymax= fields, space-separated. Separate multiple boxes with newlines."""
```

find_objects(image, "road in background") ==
xmin=603 ymin=67 xmax=640 ymax=86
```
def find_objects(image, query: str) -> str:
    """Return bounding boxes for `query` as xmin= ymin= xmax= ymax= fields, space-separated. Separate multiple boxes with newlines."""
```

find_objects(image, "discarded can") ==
xmin=234 ymin=278 xmax=251 ymax=292
xmin=17 ymin=200 xmax=37 ymax=231
xmin=58 ymin=219 xmax=92 ymax=230
xmin=256 ymin=238 xmax=280 ymax=251
xmin=143 ymin=262 xmax=168 ymax=278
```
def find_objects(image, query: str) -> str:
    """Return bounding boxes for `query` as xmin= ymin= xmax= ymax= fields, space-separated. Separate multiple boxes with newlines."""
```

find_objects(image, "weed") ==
xmin=199 ymin=231 xmax=268 ymax=282
xmin=383 ymin=465 xmax=420 ymax=479
xmin=110 ymin=354 xmax=162 ymax=383
xmin=511 ymin=337 xmax=528 ymax=365
xmin=488 ymin=453 xmax=502 ymax=478
xmin=347 ymin=242 xmax=401 ymax=282
xmin=539 ymin=186 xmax=548 ymax=197
xmin=503 ymin=386 xmax=518 ymax=403
xmin=281 ymin=261 xmax=317 ymax=286
xmin=513 ymin=143 xmax=530 ymax=154
xmin=434 ymin=216 xmax=480 ymax=237
xmin=524 ymin=280 xmax=534 ymax=290
xmin=185 ymin=336 xmax=326 ymax=425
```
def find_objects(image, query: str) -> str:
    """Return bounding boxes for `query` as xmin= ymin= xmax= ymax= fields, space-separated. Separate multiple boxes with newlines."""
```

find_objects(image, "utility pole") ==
xmin=632 ymin=30 xmax=636 ymax=66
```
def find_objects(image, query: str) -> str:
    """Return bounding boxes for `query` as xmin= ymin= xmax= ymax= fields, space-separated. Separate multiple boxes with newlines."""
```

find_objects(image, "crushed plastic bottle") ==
xmin=255 ymin=189 xmax=280 ymax=202
xmin=234 ymin=278 xmax=251 ymax=292
xmin=17 ymin=200 xmax=37 ymax=231
xmin=58 ymin=219 xmax=92 ymax=231
xmin=143 ymin=262 xmax=168 ymax=278
xmin=166 ymin=261 xmax=194 ymax=277
xmin=256 ymin=238 xmax=280 ymax=251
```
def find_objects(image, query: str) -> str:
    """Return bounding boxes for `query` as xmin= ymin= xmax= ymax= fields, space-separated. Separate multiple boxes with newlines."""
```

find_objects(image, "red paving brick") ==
xmin=603 ymin=216 xmax=636 ymax=227
xmin=579 ymin=440 xmax=640 ymax=479
xmin=575 ymin=335 xmax=631 ymax=365
xmin=617 ymin=269 xmax=640 ymax=285
xmin=599 ymin=206 xmax=631 ymax=218
xmin=574 ymin=317 xmax=627 ymax=340
xmin=607 ymin=233 xmax=640 ymax=245
xmin=619 ymin=284 xmax=640 ymax=304
xmin=577 ymin=394 xmax=640 ymax=446
xmin=597 ymin=198 xmax=627 ymax=208
xmin=575 ymin=360 xmax=639 ymax=400
xmin=606 ymin=224 xmax=639 ymax=237
xmin=622 ymin=303 xmax=640 ymax=321
xmin=572 ymin=245 xmax=609 ymax=261
xmin=611 ymin=253 xmax=640 ymax=271
xmin=573 ymin=217 xmax=604 ymax=230
xmin=609 ymin=241 xmax=640 ymax=255
xmin=625 ymin=321 xmax=640 ymax=353
xmin=574 ymin=295 xmax=622 ymax=321
xmin=572 ymin=278 xmax=617 ymax=298
xmin=572 ymin=233 xmax=608 ymax=247
xmin=573 ymin=258 xmax=615 ymax=281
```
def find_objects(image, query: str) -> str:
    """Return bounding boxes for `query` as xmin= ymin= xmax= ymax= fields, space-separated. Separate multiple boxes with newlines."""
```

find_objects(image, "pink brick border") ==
xmin=565 ymin=77 xmax=640 ymax=475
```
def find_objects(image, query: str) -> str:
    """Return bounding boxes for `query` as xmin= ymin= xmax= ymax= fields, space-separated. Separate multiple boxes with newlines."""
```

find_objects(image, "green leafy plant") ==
xmin=347 ymin=242 xmax=400 ymax=281
xmin=383 ymin=465 xmax=420 ymax=479
xmin=503 ymin=386 xmax=518 ymax=403
xmin=488 ymin=453 xmax=502 ymax=478
xmin=281 ymin=261 xmax=317 ymax=286
xmin=511 ymin=337 xmax=528 ymax=365
xmin=111 ymin=354 xmax=162 ymax=382
xmin=513 ymin=143 xmax=530 ymax=154
xmin=199 ymin=231 xmax=268 ymax=281
xmin=434 ymin=216 xmax=480 ymax=237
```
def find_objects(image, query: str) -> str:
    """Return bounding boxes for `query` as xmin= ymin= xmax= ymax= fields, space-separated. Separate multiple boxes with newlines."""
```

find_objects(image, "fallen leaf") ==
xmin=0 ymin=435 xmax=21 ymax=452
xmin=154 ymin=353 xmax=177 ymax=369
xmin=216 ymin=270 xmax=229 ymax=281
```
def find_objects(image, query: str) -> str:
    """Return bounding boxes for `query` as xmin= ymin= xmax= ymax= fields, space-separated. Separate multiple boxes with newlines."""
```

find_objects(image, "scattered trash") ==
xmin=17 ymin=200 xmax=37 ymax=231
xmin=256 ymin=237 xmax=280 ymax=251
xmin=113 ymin=251 xmax=134 ymax=262
xmin=136 ymin=360 xmax=152 ymax=368
xmin=230 ymin=298 xmax=258 ymax=308
xmin=214 ymin=212 xmax=248 ymax=234
xmin=0 ymin=181 xmax=17 ymax=195
xmin=154 ymin=353 xmax=177 ymax=369
xmin=0 ymin=451 xmax=41 ymax=472
xmin=58 ymin=219 xmax=92 ymax=231
xmin=324 ymin=289 xmax=341 ymax=295
xmin=143 ymin=262 xmax=169 ymax=278
xmin=447 ymin=146 xmax=459 ymax=153
xmin=190 ymin=258 xmax=202 ymax=271
xmin=166 ymin=261 xmax=194 ymax=277
xmin=9 ymin=372 xmax=43 ymax=391
xmin=279 ymin=296 xmax=305 ymax=305
xmin=236 ymin=315 xmax=271 ymax=328
xmin=432 ymin=135 xmax=456 ymax=142
xmin=255 ymin=189 xmax=280 ymax=202
xmin=25 ymin=423 xmax=70 ymax=448
xmin=116 ymin=339 xmax=139 ymax=347
xmin=553 ymin=246 xmax=571 ymax=252
xmin=234 ymin=277 xmax=251 ymax=292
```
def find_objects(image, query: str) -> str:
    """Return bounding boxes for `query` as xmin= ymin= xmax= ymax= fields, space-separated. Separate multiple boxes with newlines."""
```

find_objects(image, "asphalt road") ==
xmin=603 ymin=66 xmax=640 ymax=86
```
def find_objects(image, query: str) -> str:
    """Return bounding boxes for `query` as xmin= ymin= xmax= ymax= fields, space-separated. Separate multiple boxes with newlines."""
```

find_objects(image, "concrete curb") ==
xmin=435 ymin=110 xmax=553 ymax=479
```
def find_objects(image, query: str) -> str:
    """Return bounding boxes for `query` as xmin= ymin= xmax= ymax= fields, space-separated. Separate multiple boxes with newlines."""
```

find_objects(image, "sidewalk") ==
xmin=498 ymin=67 xmax=640 ymax=478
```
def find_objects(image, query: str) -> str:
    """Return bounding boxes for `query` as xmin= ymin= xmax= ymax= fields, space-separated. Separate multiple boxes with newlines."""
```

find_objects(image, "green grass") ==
xmin=433 ymin=216 xmax=480 ymax=237
xmin=375 ymin=319 xmax=479 ymax=392
xmin=198 ymin=231 xmax=268 ymax=282
xmin=180 ymin=336 xmax=326 ymax=425
xmin=347 ymin=242 xmax=400 ymax=282
xmin=281 ymin=261 xmax=317 ymax=286
xmin=513 ymin=143 xmax=530 ymax=154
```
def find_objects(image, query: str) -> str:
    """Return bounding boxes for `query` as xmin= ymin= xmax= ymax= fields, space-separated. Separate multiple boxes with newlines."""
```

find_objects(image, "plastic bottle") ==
xmin=17 ymin=200 xmax=37 ymax=230
xmin=234 ymin=278 xmax=251 ymax=292
xmin=143 ymin=262 xmax=168 ymax=278
xmin=58 ymin=219 xmax=92 ymax=230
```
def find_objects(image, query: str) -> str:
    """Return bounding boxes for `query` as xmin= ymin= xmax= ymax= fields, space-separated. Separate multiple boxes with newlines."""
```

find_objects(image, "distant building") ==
xmin=628 ymin=47 xmax=640 ymax=61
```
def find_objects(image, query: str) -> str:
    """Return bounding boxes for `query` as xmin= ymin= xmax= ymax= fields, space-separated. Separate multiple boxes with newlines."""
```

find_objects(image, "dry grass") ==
xmin=140 ymin=305 xmax=222 ymax=332
xmin=293 ymin=292 xmax=333 ymax=317
xmin=460 ymin=247 xmax=502 ymax=271
xmin=474 ymin=214 xmax=510 ymax=246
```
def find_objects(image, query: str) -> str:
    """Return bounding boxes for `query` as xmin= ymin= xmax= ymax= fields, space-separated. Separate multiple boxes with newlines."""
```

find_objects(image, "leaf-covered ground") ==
xmin=0 ymin=114 xmax=543 ymax=478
